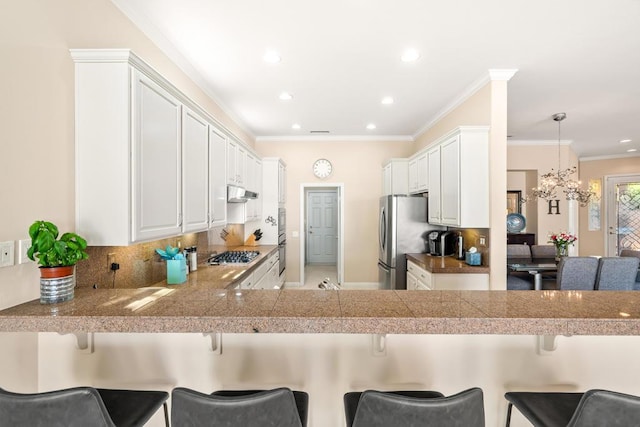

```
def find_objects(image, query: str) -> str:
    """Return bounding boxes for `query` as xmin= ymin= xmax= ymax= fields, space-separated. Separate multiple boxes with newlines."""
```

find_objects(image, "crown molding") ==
xmin=579 ymin=152 xmax=640 ymax=161
xmin=412 ymin=69 xmax=518 ymax=139
xmin=489 ymin=69 xmax=519 ymax=81
xmin=255 ymin=135 xmax=415 ymax=143
xmin=109 ymin=0 xmax=255 ymax=141
xmin=507 ymin=139 xmax=573 ymax=146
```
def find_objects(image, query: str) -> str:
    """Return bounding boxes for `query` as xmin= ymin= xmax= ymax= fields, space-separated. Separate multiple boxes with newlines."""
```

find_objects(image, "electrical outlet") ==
xmin=107 ymin=253 xmax=116 ymax=271
xmin=0 ymin=241 xmax=15 ymax=268
xmin=478 ymin=235 xmax=487 ymax=247
xmin=18 ymin=239 xmax=32 ymax=264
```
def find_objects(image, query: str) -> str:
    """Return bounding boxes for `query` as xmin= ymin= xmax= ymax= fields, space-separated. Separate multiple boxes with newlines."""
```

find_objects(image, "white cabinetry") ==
xmin=73 ymin=49 xmax=187 ymax=245
xmin=382 ymin=159 xmax=408 ymax=196
xmin=278 ymin=161 xmax=286 ymax=205
xmin=408 ymin=151 xmax=428 ymax=194
xmin=227 ymin=139 xmax=251 ymax=187
xmin=406 ymin=260 xmax=488 ymax=290
xmin=407 ymin=260 xmax=432 ymax=290
xmin=132 ymin=71 xmax=183 ymax=242
xmin=209 ymin=127 xmax=227 ymax=227
xmin=262 ymin=158 xmax=287 ymax=245
xmin=425 ymin=127 xmax=489 ymax=228
xmin=427 ymin=146 xmax=441 ymax=224
xmin=253 ymin=252 xmax=280 ymax=289
xmin=182 ymin=108 xmax=210 ymax=233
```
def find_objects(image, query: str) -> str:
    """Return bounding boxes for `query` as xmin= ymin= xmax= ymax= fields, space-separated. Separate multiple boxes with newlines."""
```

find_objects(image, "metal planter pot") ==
xmin=39 ymin=266 xmax=75 ymax=304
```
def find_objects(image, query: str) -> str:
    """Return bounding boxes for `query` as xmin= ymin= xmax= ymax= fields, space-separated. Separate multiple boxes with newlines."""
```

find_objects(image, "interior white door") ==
xmin=606 ymin=175 xmax=640 ymax=255
xmin=306 ymin=190 xmax=338 ymax=264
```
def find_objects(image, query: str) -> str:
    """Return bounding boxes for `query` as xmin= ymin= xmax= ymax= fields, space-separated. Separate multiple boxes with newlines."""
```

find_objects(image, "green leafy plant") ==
xmin=27 ymin=220 xmax=89 ymax=267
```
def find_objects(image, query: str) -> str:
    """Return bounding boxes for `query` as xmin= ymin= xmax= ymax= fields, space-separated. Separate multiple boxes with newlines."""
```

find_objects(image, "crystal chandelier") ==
xmin=523 ymin=113 xmax=594 ymax=207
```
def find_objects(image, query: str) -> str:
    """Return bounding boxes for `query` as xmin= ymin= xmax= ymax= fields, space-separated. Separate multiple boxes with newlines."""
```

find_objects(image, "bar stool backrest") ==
xmin=171 ymin=387 xmax=303 ymax=427
xmin=0 ymin=387 xmax=115 ymax=427
xmin=595 ymin=257 xmax=640 ymax=290
xmin=351 ymin=387 xmax=484 ymax=427
xmin=557 ymin=257 xmax=599 ymax=290
xmin=567 ymin=389 xmax=640 ymax=427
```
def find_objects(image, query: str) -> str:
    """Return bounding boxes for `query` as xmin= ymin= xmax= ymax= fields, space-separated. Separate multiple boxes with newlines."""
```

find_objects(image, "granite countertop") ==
xmin=406 ymin=253 xmax=490 ymax=274
xmin=179 ymin=245 xmax=278 ymax=290
xmin=1 ymin=286 xmax=640 ymax=336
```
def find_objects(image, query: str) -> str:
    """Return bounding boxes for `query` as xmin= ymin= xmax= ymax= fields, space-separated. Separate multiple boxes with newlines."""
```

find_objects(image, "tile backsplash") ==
xmin=76 ymin=232 xmax=207 ymax=289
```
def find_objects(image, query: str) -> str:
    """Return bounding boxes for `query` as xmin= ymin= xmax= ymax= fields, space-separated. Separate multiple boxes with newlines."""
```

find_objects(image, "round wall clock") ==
xmin=312 ymin=158 xmax=333 ymax=179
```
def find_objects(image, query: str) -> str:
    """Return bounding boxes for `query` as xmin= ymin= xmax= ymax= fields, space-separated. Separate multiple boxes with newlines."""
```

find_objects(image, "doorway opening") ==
xmin=299 ymin=184 xmax=344 ymax=288
xmin=605 ymin=174 xmax=640 ymax=255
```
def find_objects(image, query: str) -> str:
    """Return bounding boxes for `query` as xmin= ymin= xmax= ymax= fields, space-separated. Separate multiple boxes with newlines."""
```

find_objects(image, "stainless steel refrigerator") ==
xmin=378 ymin=195 xmax=443 ymax=289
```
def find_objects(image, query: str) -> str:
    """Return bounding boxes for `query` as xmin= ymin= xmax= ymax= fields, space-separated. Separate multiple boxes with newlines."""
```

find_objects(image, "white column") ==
xmin=567 ymin=199 xmax=578 ymax=255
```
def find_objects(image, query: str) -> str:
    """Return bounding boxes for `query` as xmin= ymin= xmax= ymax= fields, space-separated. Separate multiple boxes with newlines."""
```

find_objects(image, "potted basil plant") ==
xmin=27 ymin=220 xmax=89 ymax=304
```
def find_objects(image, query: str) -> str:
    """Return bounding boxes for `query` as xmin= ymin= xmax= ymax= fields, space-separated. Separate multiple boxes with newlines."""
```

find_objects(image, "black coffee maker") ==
xmin=427 ymin=230 xmax=456 ymax=256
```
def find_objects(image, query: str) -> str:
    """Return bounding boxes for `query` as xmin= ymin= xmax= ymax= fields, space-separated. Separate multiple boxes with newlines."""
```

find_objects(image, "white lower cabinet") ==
xmin=407 ymin=260 xmax=488 ymax=290
xmin=240 ymin=252 xmax=280 ymax=290
xmin=254 ymin=252 xmax=280 ymax=289
xmin=407 ymin=261 xmax=432 ymax=290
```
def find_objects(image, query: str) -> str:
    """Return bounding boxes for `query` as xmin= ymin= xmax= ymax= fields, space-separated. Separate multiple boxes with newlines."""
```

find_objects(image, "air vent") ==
xmin=310 ymin=130 xmax=330 ymax=134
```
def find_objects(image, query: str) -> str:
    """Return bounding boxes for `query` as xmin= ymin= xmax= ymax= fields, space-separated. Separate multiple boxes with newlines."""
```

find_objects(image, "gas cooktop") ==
xmin=207 ymin=250 xmax=260 ymax=265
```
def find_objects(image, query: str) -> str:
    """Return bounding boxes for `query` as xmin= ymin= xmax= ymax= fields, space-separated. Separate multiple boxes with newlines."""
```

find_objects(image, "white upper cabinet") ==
xmin=132 ymin=70 xmax=183 ymax=242
xmin=209 ymin=127 xmax=227 ymax=227
xmin=182 ymin=108 xmax=210 ymax=233
xmin=227 ymin=139 xmax=238 ymax=185
xmin=382 ymin=159 xmax=408 ymax=196
xmin=408 ymin=151 xmax=427 ymax=194
xmin=72 ymin=48 xmax=188 ymax=245
xmin=427 ymin=145 xmax=441 ymax=224
xmin=73 ymin=49 xmax=266 ymax=244
xmin=426 ymin=127 xmax=489 ymax=228
xmin=262 ymin=158 xmax=287 ymax=244
xmin=227 ymin=139 xmax=249 ymax=187
xmin=278 ymin=161 xmax=286 ymax=205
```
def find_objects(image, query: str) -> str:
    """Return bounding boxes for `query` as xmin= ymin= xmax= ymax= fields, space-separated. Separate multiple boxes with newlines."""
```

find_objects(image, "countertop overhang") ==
xmin=1 ymin=287 xmax=640 ymax=336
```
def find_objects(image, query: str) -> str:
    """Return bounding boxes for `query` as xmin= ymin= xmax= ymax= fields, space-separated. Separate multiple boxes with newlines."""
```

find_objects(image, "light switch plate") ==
xmin=18 ymin=239 xmax=32 ymax=264
xmin=0 ymin=241 xmax=15 ymax=268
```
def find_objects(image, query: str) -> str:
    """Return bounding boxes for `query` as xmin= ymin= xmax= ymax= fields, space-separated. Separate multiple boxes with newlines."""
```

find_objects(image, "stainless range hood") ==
xmin=227 ymin=184 xmax=258 ymax=203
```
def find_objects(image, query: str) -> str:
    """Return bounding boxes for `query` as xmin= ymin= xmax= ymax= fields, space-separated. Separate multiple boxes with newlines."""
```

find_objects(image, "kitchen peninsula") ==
xmin=3 ymin=271 xmax=640 ymax=427
xmin=1 ymin=280 xmax=639 ymax=336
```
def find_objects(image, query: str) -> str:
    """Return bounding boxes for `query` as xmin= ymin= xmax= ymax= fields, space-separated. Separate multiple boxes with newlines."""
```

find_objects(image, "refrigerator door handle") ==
xmin=378 ymin=261 xmax=391 ymax=273
xmin=379 ymin=206 xmax=386 ymax=253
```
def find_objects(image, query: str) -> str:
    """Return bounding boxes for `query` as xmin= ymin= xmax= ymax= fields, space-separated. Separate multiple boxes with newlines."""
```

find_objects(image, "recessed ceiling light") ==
xmin=381 ymin=96 xmax=394 ymax=105
xmin=291 ymin=123 xmax=301 ymax=130
xmin=627 ymin=148 xmax=637 ymax=152
xmin=366 ymin=123 xmax=377 ymax=130
xmin=620 ymin=139 xmax=632 ymax=143
xmin=279 ymin=92 xmax=293 ymax=101
xmin=401 ymin=48 xmax=420 ymax=62
xmin=263 ymin=50 xmax=281 ymax=64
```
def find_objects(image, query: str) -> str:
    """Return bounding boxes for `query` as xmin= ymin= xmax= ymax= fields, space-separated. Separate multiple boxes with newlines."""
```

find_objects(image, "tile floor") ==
xmin=298 ymin=264 xmax=338 ymax=289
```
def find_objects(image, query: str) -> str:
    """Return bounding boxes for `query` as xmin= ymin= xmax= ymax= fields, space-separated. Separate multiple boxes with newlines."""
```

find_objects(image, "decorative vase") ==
xmin=555 ymin=245 xmax=569 ymax=261
xmin=40 ymin=265 xmax=75 ymax=304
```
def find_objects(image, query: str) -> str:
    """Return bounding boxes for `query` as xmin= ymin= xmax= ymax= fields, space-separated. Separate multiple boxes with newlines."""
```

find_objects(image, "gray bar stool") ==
xmin=505 ymin=388 xmax=640 ymax=426
xmin=344 ymin=387 xmax=484 ymax=427
xmin=171 ymin=387 xmax=308 ymax=427
xmin=0 ymin=386 xmax=169 ymax=427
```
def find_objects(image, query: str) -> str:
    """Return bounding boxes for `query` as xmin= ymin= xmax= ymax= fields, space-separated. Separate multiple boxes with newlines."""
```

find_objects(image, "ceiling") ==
xmin=111 ymin=0 xmax=640 ymax=159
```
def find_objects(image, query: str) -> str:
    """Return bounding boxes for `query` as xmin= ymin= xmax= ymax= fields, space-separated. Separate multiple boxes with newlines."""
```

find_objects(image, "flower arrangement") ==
xmin=548 ymin=232 xmax=577 ymax=259
xmin=548 ymin=232 xmax=577 ymax=248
